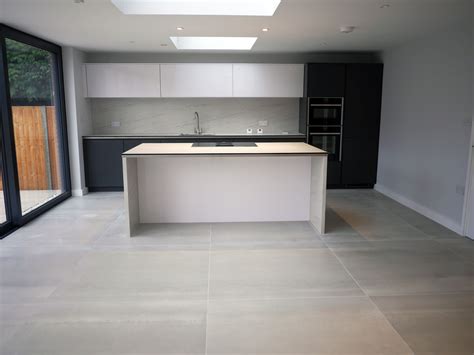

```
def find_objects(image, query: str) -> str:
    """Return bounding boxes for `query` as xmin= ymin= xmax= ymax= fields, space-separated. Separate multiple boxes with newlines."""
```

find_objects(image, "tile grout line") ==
xmin=324 ymin=240 xmax=415 ymax=354
xmin=204 ymin=223 xmax=212 ymax=355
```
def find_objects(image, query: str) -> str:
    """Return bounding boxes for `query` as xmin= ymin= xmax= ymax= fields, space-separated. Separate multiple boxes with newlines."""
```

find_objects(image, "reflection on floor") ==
xmin=0 ymin=189 xmax=61 ymax=222
xmin=1 ymin=190 xmax=473 ymax=354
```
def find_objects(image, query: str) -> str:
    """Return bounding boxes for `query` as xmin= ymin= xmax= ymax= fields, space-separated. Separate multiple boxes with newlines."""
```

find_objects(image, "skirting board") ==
xmin=72 ymin=187 xmax=88 ymax=197
xmin=374 ymin=184 xmax=463 ymax=235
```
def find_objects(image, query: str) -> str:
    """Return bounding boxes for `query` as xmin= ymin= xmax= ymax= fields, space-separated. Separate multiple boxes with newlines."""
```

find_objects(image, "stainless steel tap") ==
xmin=194 ymin=112 xmax=202 ymax=135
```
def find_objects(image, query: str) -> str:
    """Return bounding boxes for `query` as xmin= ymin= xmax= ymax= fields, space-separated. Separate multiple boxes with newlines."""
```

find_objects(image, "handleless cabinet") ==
xmin=233 ymin=64 xmax=304 ymax=97
xmin=306 ymin=64 xmax=346 ymax=97
xmin=160 ymin=64 xmax=233 ymax=97
xmin=84 ymin=64 xmax=161 ymax=98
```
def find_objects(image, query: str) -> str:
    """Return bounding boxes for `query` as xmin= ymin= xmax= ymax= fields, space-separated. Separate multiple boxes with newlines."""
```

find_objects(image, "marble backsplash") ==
xmin=90 ymin=98 xmax=300 ymax=135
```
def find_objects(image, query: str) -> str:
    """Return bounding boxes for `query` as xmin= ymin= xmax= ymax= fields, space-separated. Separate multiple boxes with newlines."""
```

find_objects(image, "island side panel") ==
xmin=136 ymin=155 xmax=312 ymax=223
xmin=123 ymin=156 xmax=140 ymax=237
xmin=309 ymin=155 xmax=327 ymax=234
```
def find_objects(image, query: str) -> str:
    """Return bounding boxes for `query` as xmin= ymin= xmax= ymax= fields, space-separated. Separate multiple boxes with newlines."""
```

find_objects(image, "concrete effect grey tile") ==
xmin=1 ymin=316 xmax=206 ymax=355
xmin=372 ymin=294 xmax=474 ymax=355
xmin=331 ymin=240 xmax=474 ymax=295
xmin=51 ymin=250 xmax=209 ymax=301
xmin=210 ymin=221 xmax=325 ymax=249
xmin=324 ymin=208 xmax=360 ymax=236
xmin=435 ymin=238 xmax=474 ymax=264
xmin=206 ymin=297 xmax=413 ymax=354
xmin=95 ymin=218 xmax=211 ymax=250
xmin=209 ymin=248 xmax=363 ymax=299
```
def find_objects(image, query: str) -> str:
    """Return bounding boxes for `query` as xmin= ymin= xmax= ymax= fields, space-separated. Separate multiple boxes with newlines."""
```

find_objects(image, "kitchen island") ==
xmin=122 ymin=142 xmax=328 ymax=236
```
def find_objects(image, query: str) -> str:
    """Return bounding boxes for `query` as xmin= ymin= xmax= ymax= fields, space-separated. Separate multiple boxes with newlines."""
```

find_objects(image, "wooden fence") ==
xmin=0 ymin=106 xmax=61 ymax=191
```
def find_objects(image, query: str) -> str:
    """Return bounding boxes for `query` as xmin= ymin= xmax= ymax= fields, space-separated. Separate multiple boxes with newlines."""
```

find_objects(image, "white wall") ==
xmin=62 ymin=47 xmax=92 ymax=196
xmin=376 ymin=22 xmax=473 ymax=234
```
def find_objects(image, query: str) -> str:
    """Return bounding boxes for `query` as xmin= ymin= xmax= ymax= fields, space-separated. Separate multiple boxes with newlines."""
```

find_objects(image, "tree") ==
xmin=5 ymin=38 xmax=54 ymax=105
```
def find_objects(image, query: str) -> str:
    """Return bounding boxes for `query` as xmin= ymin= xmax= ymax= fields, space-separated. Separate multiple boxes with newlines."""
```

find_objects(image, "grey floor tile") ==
xmin=210 ymin=221 xmax=326 ymax=250
xmin=95 ymin=218 xmax=211 ymax=250
xmin=206 ymin=297 xmax=413 ymax=354
xmin=51 ymin=250 xmax=209 ymax=301
xmin=1 ymin=301 xmax=206 ymax=354
xmin=435 ymin=238 xmax=474 ymax=264
xmin=330 ymin=240 xmax=474 ymax=295
xmin=372 ymin=293 xmax=474 ymax=355
xmin=209 ymin=248 xmax=363 ymax=299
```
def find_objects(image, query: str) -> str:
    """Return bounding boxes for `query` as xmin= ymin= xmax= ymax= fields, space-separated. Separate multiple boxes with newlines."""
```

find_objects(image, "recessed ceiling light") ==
xmin=110 ymin=0 xmax=281 ymax=16
xmin=170 ymin=36 xmax=258 ymax=50
xmin=340 ymin=26 xmax=356 ymax=34
xmin=177 ymin=26 xmax=184 ymax=31
xmin=262 ymin=28 xmax=269 ymax=32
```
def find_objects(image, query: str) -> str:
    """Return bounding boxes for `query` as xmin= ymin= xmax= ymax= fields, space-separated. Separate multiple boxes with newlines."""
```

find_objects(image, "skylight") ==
xmin=111 ymin=0 xmax=281 ymax=16
xmin=170 ymin=36 xmax=258 ymax=50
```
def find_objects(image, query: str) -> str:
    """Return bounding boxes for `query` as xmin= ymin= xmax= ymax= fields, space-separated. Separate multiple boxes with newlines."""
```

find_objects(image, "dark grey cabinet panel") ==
xmin=84 ymin=140 xmax=124 ymax=190
xmin=341 ymin=64 xmax=383 ymax=186
xmin=306 ymin=64 xmax=346 ymax=98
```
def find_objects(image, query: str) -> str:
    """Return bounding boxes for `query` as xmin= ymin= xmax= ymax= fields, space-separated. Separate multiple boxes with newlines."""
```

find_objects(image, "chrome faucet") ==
xmin=194 ymin=111 xmax=202 ymax=135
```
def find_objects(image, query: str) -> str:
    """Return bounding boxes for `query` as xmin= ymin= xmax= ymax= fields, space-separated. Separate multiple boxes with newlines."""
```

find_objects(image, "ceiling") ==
xmin=0 ymin=0 xmax=471 ymax=53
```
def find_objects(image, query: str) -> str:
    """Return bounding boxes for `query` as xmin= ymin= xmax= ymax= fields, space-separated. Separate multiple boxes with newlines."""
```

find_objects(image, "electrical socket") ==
xmin=111 ymin=121 xmax=121 ymax=128
xmin=246 ymin=128 xmax=253 ymax=134
xmin=258 ymin=120 xmax=268 ymax=127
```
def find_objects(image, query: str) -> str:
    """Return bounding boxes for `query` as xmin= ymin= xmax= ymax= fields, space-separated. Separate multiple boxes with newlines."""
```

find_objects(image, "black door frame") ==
xmin=0 ymin=24 xmax=71 ymax=238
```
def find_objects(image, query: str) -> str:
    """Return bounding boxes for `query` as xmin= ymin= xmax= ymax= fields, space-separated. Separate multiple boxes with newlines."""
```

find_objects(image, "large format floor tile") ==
xmin=51 ymin=250 xmax=210 ymax=301
xmin=372 ymin=293 xmax=474 ymax=355
xmin=206 ymin=297 xmax=413 ymax=354
xmin=209 ymin=248 xmax=363 ymax=299
xmin=330 ymin=240 xmax=474 ymax=295
xmin=1 ymin=300 xmax=206 ymax=355
xmin=210 ymin=221 xmax=326 ymax=249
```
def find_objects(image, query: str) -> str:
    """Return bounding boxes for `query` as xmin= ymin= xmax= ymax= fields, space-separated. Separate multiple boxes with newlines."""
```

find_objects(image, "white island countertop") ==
xmin=123 ymin=142 xmax=327 ymax=156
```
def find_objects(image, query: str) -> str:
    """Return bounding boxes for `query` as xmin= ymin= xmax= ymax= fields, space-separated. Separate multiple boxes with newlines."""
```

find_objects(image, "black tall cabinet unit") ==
xmin=303 ymin=63 xmax=383 ymax=188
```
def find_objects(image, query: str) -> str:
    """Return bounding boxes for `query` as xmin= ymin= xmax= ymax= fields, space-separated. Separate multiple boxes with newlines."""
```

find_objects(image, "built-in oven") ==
xmin=306 ymin=97 xmax=344 ymax=162
xmin=308 ymin=129 xmax=342 ymax=162
xmin=308 ymin=97 xmax=344 ymax=126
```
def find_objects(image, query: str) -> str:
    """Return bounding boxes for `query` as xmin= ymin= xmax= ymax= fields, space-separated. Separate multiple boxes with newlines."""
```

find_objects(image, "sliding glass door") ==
xmin=0 ymin=25 xmax=70 ymax=237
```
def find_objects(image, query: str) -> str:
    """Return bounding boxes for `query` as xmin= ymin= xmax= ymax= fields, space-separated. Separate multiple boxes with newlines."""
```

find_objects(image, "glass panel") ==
xmin=311 ymin=135 xmax=339 ymax=161
xmin=5 ymin=38 xmax=64 ymax=215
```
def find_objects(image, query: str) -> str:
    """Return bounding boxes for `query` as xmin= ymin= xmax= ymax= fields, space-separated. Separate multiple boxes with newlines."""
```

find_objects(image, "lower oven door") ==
xmin=309 ymin=133 xmax=341 ymax=162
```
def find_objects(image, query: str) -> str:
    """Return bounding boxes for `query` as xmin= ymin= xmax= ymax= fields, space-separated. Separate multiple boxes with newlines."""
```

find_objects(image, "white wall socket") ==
xmin=246 ymin=128 xmax=253 ymax=134
xmin=111 ymin=121 xmax=121 ymax=127
xmin=258 ymin=120 xmax=268 ymax=127
xmin=257 ymin=128 xmax=264 ymax=134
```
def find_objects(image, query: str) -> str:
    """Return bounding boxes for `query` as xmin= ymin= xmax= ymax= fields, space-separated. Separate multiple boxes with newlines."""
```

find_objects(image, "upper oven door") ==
xmin=307 ymin=97 xmax=344 ymax=126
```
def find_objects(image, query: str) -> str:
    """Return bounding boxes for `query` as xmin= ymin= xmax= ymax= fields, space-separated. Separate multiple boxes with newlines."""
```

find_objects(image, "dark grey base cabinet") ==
xmin=83 ymin=136 xmax=306 ymax=191
xmin=84 ymin=140 xmax=124 ymax=191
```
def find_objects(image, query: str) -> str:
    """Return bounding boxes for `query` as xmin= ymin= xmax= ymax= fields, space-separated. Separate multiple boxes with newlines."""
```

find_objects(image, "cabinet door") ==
xmin=341 ymin=138 xmax=379 ymax=186
xmin=343 ymin=64 xmax=383 ymax=138
xmin=306 ymin=64 xmax=346 ymax=97
xmin=85 ymin=64 xmax=161 ymax=98
xmin=84 ymin=140 xmax=124 ymax=189
xmin=160 ymin=64 xmax=233 ymax=97
xmin=233 ymin=64 xmax=304 ymax=97
xmin=342 ymin=64 xmax=383 ymax=186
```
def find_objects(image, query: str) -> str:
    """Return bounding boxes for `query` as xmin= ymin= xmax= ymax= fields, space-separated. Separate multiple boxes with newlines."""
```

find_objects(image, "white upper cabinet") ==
xmin=233 ymin=64 xmax=305 ymax=97
xmin=84 ymin=64 xmax=161 ymax=98
xmin=160 ymin=64 xmax=233 ymax=97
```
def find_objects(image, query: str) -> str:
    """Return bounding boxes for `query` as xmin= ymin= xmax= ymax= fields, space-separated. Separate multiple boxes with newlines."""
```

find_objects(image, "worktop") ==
xmin=123 ymin=142 xmax=327 ymax=156
xmin=83 ymin=134 xmax=306 ymax=140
